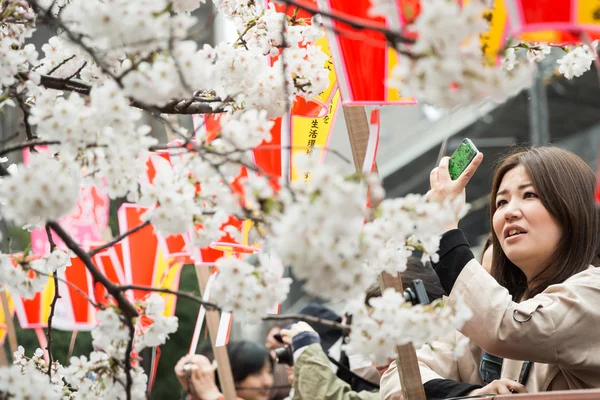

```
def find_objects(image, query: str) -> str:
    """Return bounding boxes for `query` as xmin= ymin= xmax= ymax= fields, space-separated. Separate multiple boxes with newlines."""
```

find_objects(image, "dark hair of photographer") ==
xmin=197 ymin=340 xmax=274 ymax=386
xmin=364 ymin=254 xmax=446 ymax=306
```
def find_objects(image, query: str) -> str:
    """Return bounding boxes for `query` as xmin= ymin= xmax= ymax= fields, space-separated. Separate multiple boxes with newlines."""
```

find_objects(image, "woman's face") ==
xmin=236 ymin=361 xmax=274 ymax=400
xmin=492 ymin=165 xmax=562 ymax=281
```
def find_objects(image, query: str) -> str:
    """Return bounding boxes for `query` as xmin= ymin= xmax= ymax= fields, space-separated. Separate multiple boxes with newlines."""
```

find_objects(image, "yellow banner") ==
xmin=290 ymin=89 xmax=341 ymax=181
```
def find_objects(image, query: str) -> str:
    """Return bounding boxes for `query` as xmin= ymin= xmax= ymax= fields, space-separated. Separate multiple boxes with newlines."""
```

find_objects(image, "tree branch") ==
xmin=28 ymin=73 xmax=226 ymax=114
xmin=46 ymin=55 xmax=76 ymax=76
xmin=88 ymin=221 xmax=151 ymax=257
xmin=262 ymin=314 xmax=351 ymax=333
xmin=116 ymin=285 xmax=220 ymax=311
xmin=33 ymin=266 xmax=102 ymax=309
xmin=124 ymin=317 xmax=135 ymax=400
xmin=275 ymin=0 xmax=415 ymax=45
xmin=0 ymin=140 xmax=60 ymax=158
xmin=45 ymin=225 xmax=60 ymax=381
xmin=47 ymin=222 xmax=138 ymax=319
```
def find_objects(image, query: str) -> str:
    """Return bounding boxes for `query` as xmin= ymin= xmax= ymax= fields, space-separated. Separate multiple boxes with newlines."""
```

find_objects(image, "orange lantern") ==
xmin=315 ymin=0 xmax=416 ymax=104
xmin=504 ymin=0 xmax=600 ymax=44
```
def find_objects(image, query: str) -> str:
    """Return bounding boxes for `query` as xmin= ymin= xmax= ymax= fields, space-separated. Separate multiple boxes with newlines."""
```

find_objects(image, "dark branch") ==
xmin=262 ymin=314 xmax=350 ymax=333
xmin=65 ymin=61 xmax=88 ymax=81
xmin=88 ymin=221 xmax=151 ymax=257
xmin=47 ymin=222 xmax=138 ymax=319
xmin=46 ymin=55 xmax=76 ymax=76
xmin=116 ymin=285 xmax=220 ymax=311
xmin=26 ymin=73 xmax=226 ymax=114
xmin=0 ymin=140 xmax=60 ymax=158
xmin=45 ymin=225 xmax=60 ymax=381
xmin=33 ymin=266 xmax=102 ymax=309
xmin=275 ymin=0 xmax=415 ymax=45
xmin=124 ymin=318 xmax=135 ymax=400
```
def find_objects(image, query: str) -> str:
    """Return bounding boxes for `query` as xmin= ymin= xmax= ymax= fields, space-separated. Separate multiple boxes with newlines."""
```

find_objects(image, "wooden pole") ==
xmin=343 ymin=105 xmax=426 ymax=400
xmin=0 ymin=292 xmax=18 ymax=355
xmin=163 ymin=115 xmax=236 ymax=399
xmin=194 ymin=265 xmax=237 ymax=400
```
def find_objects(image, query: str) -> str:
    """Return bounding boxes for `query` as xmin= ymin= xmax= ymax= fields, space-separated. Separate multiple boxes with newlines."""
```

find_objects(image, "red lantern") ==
xmin=504 ymin=0 xmax=600 ymax=43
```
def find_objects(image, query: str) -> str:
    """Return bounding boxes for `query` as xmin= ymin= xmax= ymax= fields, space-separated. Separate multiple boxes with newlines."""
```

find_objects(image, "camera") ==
xmin=273 ymin=332 xmax=294 ymax=366
xmin=403 ymin=279 xmax=430 ymax=305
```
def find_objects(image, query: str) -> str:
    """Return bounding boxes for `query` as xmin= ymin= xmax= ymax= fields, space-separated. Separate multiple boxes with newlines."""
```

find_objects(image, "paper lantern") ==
xmin=315 ymin=0 xmax=416 ymax=105
xmin=504 ymin=0 xmax=600 ymax=43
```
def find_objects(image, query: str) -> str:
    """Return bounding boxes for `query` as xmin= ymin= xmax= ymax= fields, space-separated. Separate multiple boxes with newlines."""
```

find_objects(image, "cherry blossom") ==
xmin=345 ymin=289 xmax=473 ymax=365
xmin=211 ymin=253 xmax=292 ymax=322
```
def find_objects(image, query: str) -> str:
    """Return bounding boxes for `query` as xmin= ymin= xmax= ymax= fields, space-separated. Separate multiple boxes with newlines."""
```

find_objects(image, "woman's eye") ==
xmin=524 ymin=191 xmax=538 ymax=199
xmin=496 ymin=199 xmax=507 ymax=208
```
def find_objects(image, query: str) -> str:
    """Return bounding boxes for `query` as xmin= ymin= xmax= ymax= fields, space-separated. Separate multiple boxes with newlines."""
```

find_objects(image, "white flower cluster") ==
xmin=269 ymin=158 xmax=377 ymax=301
xmin=0 ymin=249 xmax=74 ymax=300
xmin=60 ymin=0 xmax=196 ymax=56
xmin=0 ymin=154 xmax=81 ymax=226
xmin=0 ymin=1 xmax=37 ymax=91
xmin=345 ymin=289 xmax=473 ymax=365
xmin=29 ymin=81 xmax=157 ymax=199
xmin=36 ymin=35 xmax=105 ymax=83
xmin=65 ymin=352 xmax=148 ymax=400
xmin=138 ymin=152 xmax=238 ymax=242
xmin=135 ymin=294 xmax=179 ymax=350
xmin=211 ymin=253 xmax=292 ymax=322
xmin=92 ymin=307 xmax=131 ymax=360
xmin=0 ymin=364 xmax=62 ymax=400
xmin=244 ymin=4 xmax=324 ymax=57
xmin=13 ymin=346 xmax=64 ymax=387
xmin=0 ymin=254 xmax=46 ymax=299
xmin=502 ymin=41 xmax=598 ymax=80
xmin=557 ymin=41 xmax=599 ymax=79
xmin=173 ymin=0 xmax=205 ymax=13
xmin=362 ymin=194 xmax=467 ymax=277
xmin=383 ymin=0 xmax=534 ymax=109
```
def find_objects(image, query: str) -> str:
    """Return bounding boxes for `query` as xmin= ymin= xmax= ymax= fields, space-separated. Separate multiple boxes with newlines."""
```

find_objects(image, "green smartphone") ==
xmin=448 ymin=138 xmax=478 ymax=181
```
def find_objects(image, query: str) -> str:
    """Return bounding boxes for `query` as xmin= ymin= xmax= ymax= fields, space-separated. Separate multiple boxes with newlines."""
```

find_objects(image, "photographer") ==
xmin=279 ymin=256 xmax=445 ymax=400
xmin=279 ymin=321 xmax=380 ymax=400
xmin=175 ymin=340 xmax=274 ymax=400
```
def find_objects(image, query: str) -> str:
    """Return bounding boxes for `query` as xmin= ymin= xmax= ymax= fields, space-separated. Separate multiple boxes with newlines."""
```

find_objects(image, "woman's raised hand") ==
xmin=425 ymin=153 xmax=483 ymax=229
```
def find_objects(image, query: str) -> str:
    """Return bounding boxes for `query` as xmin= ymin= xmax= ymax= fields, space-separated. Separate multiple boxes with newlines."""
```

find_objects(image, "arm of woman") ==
xmin=379 ymin=331 xmax=481 ymax=400
xmin=448 ymin=255 xmax=600 ymax=366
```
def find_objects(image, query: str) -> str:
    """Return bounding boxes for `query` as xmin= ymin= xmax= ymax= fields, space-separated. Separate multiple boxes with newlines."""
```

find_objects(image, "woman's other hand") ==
xmin=468 ymin=378 xmax=527 ymax=395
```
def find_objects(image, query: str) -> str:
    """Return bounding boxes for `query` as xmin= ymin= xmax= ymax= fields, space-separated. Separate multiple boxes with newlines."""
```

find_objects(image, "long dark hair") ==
xmin=489 ymin=146 xmax=600 ymax=300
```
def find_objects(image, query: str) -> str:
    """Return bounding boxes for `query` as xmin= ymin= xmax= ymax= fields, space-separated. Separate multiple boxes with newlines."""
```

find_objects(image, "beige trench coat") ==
xmin=380 ymin=260 xmax=600 ymax=399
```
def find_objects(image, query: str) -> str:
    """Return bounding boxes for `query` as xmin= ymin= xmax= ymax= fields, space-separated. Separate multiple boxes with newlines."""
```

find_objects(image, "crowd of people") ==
xmin=174 ymin=145 xmax=600 ymax=400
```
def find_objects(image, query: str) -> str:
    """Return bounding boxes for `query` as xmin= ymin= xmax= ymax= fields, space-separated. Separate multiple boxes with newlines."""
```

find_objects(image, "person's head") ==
xmin=198 ymin=340 xmax=274 ymax=400
xmin=480 ymin=234 xmax=493 ymax=274
xmin=489 ymin=146 xmax=600 ymax=300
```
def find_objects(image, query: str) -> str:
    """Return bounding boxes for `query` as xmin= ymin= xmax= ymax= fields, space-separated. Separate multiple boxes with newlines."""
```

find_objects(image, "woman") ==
xmin=176 ymin=340 xmax=274 ymax=400
xmin=381 ymin=146 xmax=600 ymax=398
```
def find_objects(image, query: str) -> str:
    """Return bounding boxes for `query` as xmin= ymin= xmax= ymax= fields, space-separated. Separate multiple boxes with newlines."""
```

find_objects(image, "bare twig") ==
xmin=275 ymin=0 xmax=415 ymax=46
xmin=88 ymin=221 xmax=151 ymax=257
xmin=262 ymin=314 xmax=350 ymax=333
xmin=0 ymin=140 xmax=60 ymax=158
xmin=33 ymin=266 xmax=102 ymax=309
xmin=116 ymin=285 xmax=220 ymax=311
xmin=64 ymin=61 xmax=88 ymax=81
xmin=46 ymin=55 xmax=76 ymax=76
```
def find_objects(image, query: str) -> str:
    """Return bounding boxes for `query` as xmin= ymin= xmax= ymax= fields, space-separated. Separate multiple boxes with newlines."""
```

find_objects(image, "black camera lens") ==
xmin=274 ymin=346 xmax=294 ymax=366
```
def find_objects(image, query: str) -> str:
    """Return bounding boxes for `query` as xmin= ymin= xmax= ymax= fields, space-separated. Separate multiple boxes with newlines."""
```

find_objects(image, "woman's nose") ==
xmin=503 ymin=200 xmax=522 ymax=220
